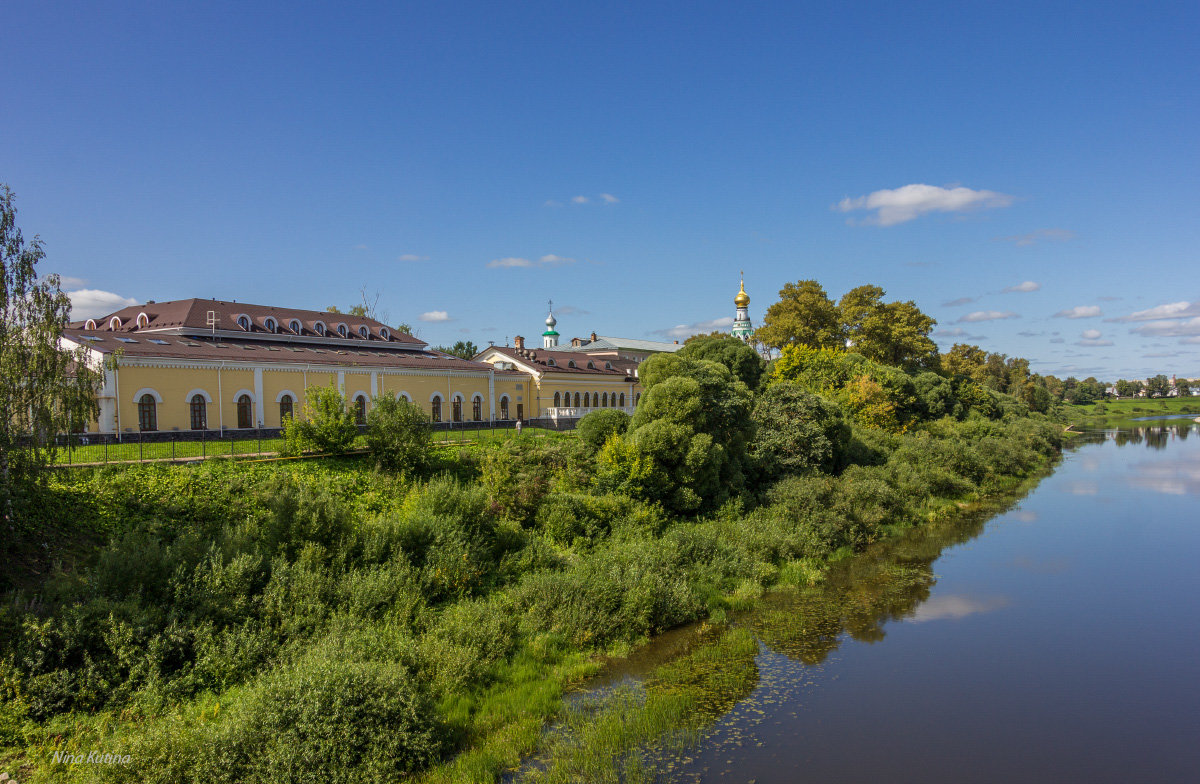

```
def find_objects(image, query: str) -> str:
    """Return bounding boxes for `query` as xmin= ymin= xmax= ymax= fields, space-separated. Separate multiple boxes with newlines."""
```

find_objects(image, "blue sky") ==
xmin=3 ymin=1 xmax=1197 ymax=380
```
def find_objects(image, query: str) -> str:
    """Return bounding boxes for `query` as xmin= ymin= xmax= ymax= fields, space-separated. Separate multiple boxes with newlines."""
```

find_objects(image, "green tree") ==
xmin=838 ymin=286 xmax=938 ymax=369
xmin=434 ymin=341 xmax=479 ymax=360
xmin=1145 ymin=374 xmax=1171 ymax=397
xmin=756 ymin=279 xmax=842 ymax=351
xmin=608 ymin=355 xmax=754 ymax=512
xmin=576 ymin=408 xmax=630 ymax=452
xmin=677 ymin=333 xmax=766 ymax=389
xmin=751 ymin=383 xmax=849 ymax=480
xmin=283 ymin=384 xmax=359 ymax=454
xmin=1115 ymin=379 xmax=1142 ymax=398
xmin=365 ymin=395 xmax=432 ymax=472
xmin=1 ymin=184 xmax=103 ymax=523
xmin=1176 ymin=378 xmax=1192 ymax=397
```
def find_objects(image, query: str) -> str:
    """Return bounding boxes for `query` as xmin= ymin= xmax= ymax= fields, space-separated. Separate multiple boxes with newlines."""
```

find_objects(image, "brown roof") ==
xmin=64 ymin=330 xmax=493 ymax=372
xmin=69 ymin=298 xmax=424 ymax=346
xmin=482 ymin=346 xmax=637 ymax=377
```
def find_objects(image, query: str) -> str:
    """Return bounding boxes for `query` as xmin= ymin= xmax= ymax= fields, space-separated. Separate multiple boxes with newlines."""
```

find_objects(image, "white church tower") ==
xmin=542 ymin=300 xmax=560 ymax=348
xmin=731 ymin=274 xmax=754 ymax=343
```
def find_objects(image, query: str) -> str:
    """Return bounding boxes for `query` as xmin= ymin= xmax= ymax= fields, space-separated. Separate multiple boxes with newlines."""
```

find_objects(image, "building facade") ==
xmin=64 ymin=299 xmax=526 ymax=434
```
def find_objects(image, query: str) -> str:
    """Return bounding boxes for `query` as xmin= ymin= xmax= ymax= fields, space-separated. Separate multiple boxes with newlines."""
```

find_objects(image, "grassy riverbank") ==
xmin=1063 ymin=396 xmax=1200 ymax=428
xmin=0 ymin=409 xmax=1061 ymax=783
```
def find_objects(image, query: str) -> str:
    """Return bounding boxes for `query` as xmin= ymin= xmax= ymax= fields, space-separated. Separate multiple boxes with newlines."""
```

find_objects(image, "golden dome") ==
xmin=734 ymin=278 xmax=750 ymax=307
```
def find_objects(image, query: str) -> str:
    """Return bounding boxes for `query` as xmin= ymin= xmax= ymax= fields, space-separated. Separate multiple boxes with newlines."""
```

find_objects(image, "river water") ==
xmin=636 ymin=424 xmax=1200 ymax=783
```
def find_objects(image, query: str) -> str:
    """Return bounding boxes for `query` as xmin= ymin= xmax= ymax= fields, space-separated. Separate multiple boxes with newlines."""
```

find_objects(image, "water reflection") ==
xmin=1126 ymin=455 xmax=1200 ymax=495
xmin=909 ymin=594 xmax=1010 ymax=622
xmin=1110 ymin=423 xmax=1197 ymax=448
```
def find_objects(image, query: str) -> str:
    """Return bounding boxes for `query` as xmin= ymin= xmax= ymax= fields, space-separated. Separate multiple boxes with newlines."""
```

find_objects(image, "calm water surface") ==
xmin=663 ymin=425 xmax=1200 ymax=783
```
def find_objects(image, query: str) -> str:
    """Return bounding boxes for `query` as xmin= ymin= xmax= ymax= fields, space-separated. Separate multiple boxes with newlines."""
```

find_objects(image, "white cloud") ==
xmin=997 ymin=228 xmax=1075 ymax=247
xmin=1110 ymin=301 xmax=1200 ymax=322
xmin=1130 ymin=317 xmax=1200 ymax=338
xmin=397 ymin=254 xmax=428 ymax=262
xmin=1003 ymin=281 xmax=1041 ymax=293
xmin=489 ymin=254 xmax=579 ymax=270
xmin=652 ymin=316 xmax=735 ymax=341
xmin=487 ymin=257 xmax=534 ymax=269
xmin=538 ymin=254 xmax=576 ymax=266
xmin=419 ymin=310 xmax=451 ymax=322
xmin=1077 ymin=338 xmax=1114 ymax=347
xmin=1054 ymin=305 xmax=1103 ymax=319
xmin=957 ymin=310 xmax=1018 ymax=323
xmin=68 ymin=289 xmax=139 ymax=321
xmin=934 ymin=327 xmax=970 ymax=337
xmin=834 ymin=183 xmax=1013 ymax=226
xmin=59 ymin=276 xmax=88 ymax=288
xmin=600 ymin=193 xmax=620 ymax=204
xmin=571 ymin=195 xmax=589 ymax=204
xmin=1081 ymin=329 xmax=1102 ymax=340
xmin=942 ymin=297 xmax=976 ymax=307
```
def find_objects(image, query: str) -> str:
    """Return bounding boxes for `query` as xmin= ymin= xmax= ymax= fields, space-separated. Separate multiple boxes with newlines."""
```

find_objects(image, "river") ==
xmin=592 ymin=424 xmax=1200 ymax=783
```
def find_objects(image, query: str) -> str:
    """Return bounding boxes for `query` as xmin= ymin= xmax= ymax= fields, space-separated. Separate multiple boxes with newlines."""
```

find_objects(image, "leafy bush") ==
xmin=365 ymin=395 xmax=431 ymax=473
xmin=576 ymin=408 xmax=631 ymax=451
xmin=751 ymin=382 xmax=849 ymax=480
xmin=678 ymin=334 xmax=767 ymax=389
xmin=283 ymin=384 xmax=359 ymax=455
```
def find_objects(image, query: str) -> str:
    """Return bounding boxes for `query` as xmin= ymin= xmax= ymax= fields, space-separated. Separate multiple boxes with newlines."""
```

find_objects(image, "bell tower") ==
xmin=542 ymin=300 xmax=560 ymax=348
xmin=731 ymin=273 xmax=754 ymax=343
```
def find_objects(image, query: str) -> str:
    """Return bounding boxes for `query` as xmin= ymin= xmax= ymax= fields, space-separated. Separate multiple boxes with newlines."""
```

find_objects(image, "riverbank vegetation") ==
xmin=1063 ymin=395 xmax=1200 ymax=428
xmin=1 ymin=297 xmax=1065 ymax=783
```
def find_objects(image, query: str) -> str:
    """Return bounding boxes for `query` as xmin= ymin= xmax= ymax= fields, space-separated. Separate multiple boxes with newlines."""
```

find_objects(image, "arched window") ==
xmin=568 ymin=360 xmax=577 ymax=368
xmin=358 ymin=325 xmax=369 ymax=338
xmin=451 ymin=396 xmax=463 ymax=422
xmin=337 ymin=323 xmax=348 ymax=337
xmin=237 ymin=315 xmax=251 ymax=331
xmin=619 ymin=393 xmax=626 ymax=407
xmin=574 ymin=392 xmax=581 ymax=407
xmin=553 ymin=391 xmax=561 ymax=407
xmin=290 ymin=319 xmax=302 ymax=334
xmin=396 ymin=392 xmax=411 ymax=403
xmin=380 ymin=327 xmax=391 ymax=340
xmin=602 ymin=392 xmax=608 ymax=407
xmin=138 ymin=394 xmax=157 ymax=431
xmin=547 ymin=358 xmax=556 ymax=366
xmin=190 ymin=394 xmax=207 ymax=430
xmin=587 ymin=361 xmax=595 ymax=369
xmin=431 ymin=395 xmax=442 ymax=422
xmin=500 ymin=396 xmax=510 ymax=419
xmin=84 ymin=319 xmax=97 ymax=330
xmin=354 ymin=395 xmax=367 ymax=425
xmin=136 ymin=313 xmax=149 ymax=328
xmin=279 ymin=394 xmax=294 ymax=423
xmin=314 ymin=321 xmax=327 ymax=336
xmin=583 ymin=392 xmax=590 ymax=408
xmin=635 ymin=393 xmax=641 ymax=406
xmin=610 ymin=393 xmax=617 ymax=407
xmin=605 ymin=361 xmax=612 ymax=370
xmin=264 ymin=317 xmax=277 ymax=333
xmin=237 ymin=394 xmax=253 ymax=428
xmin=109 ymin=316 xmax=122 ymax=330
xmin=472 ymin=396 xmax=483 ymax=421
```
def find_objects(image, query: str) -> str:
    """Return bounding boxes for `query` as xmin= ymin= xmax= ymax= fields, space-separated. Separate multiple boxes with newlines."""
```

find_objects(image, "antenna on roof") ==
xmin=207 ymin=310 xmax=219 ymax=335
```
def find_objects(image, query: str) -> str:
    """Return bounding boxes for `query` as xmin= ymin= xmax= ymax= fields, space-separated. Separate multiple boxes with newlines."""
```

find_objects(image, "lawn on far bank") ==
xmin=1064 ymin=396 xmax=1200 ymax=427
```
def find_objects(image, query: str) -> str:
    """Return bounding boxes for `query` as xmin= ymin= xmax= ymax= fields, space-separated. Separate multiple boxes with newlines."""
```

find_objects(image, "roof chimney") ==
xmin=590 ymin=332 xmax=598 ymax=342
xmin=514 ymin=335 xmax=525 ymax=349
xmin=571 ymin=337 xmax=582 ymax=347
xmin=674 ymin=340 xmax=679 ymax=344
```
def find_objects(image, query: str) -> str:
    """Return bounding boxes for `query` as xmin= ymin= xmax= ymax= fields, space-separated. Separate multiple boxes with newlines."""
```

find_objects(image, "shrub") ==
xmin=283 ymin=384 xmax=359 ymax=455
xmin=576 ymin=408 xmax=631 ymax=452
xmin=751 ymin=383 xmax=849 ymax=480
xmin=364 ymin=395 xmax=431 ymax=473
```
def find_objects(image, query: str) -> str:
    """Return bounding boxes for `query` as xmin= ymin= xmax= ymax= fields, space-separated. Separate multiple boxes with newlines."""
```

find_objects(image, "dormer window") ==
xmin=379 ymin=327 xmax=390 ymax=340
xmin=337 ymin=323 xmax=348 ymax=338
xmin=264 ymin=317 xmax=277 ymax=333
xmin=547 ymin=358 xmax=556 ymax=366
xmin=84 ymin=319 xmax=97 ymax=330
xmin=358 ymin=325 xmax=369 ymax=339
xmin=587 ymin=361 xmax=596 ymax=369
xmin=289 ymin=319 xmax=302 ymax=334
xmin=136 ymin=313 xmax=150 ymax=328
xmin=108 ymin=316 xmax=122 ymax=330
xmin=314 ymin=321 xmax=326 ymax=336
xmin=568 ymin=360 xmax=577 ymax=368
xmin=605 ymin=361 xmax=613 ymax=370
xmin=237 ymin=315 xmax=251 ymax=331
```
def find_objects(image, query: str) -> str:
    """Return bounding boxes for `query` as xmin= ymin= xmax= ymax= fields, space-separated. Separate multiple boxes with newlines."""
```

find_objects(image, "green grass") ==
xmin=53 ymin=426 xmax=564 ymax=465
xmin=1064 ymin=396 xmax=1200 ymax=427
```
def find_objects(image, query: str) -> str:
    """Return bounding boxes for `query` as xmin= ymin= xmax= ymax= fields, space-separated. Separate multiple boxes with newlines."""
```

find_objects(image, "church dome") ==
xmin=734 ymin=279 xmax=750 ymax=308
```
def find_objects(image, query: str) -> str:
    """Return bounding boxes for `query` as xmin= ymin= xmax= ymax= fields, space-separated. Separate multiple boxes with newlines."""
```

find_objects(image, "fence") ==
xmin=44 ymin=417 xmax=578 ymax=466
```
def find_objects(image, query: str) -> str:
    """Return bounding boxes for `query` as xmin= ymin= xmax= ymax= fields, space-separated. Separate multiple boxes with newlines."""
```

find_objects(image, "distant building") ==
xmin=731 ymin=275 xmax=754 ymax=342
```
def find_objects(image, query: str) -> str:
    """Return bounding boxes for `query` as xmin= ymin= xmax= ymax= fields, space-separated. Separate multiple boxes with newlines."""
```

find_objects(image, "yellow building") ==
xmin=64 ymin=299 xmax=522 ymax=434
